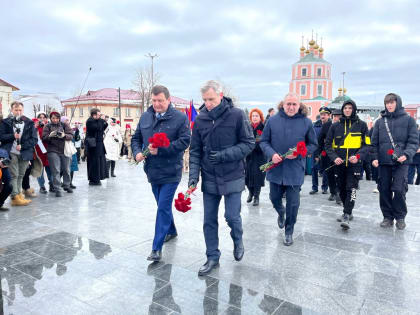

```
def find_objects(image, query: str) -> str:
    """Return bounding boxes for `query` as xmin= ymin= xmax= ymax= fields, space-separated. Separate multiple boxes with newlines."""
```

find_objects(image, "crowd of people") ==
xmin=0 ymin=101 xmax=134 ymax=208
xmin=0 ymin=81 xmax=419 ymax=278
xmin=130 ymin=81 xmax=419 ymax=277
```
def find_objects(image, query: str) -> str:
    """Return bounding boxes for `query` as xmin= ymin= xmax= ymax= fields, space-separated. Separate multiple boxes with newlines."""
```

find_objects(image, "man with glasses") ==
xmin=260 ymin=93 xmax=317 ymax=246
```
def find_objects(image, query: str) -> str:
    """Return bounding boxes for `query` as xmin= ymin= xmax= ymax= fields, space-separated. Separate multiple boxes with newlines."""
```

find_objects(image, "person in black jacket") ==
xmin=407 ymin=125 xmax=420 ymax=185
xmin=245 ymin=108 xmax=266 ymax=206
xmin=132 ymin=85 xmax=190 ymax=262
xmin=325 ymin=100 xmax=370 ymax=230
xmin=189 ymin=80 xmax=254 ymax=276
xmin=371 ymin=93 xmax=419 ymax=229
xmin=0 ymin=101 xmax=37 ymax=206
xmin=85 ymin=108 xmax=108 ymax=185
xmin=315 ymin=106 xmax=340 ymax=204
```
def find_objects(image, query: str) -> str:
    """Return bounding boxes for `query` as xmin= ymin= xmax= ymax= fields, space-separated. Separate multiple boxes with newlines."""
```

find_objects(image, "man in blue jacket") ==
xmin=260 ymin=93 xmax=317 ymax=246
xmin=189 ymin=80 xmax=255 ymax=276
xmin=131 ymin=85 xmax=190 ymax=261
xmin=371 ymin=93 xmax=418 ymax=230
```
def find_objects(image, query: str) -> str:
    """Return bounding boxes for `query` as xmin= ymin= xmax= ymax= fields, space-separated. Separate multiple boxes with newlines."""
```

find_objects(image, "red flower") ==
xmin=174 ymin=193 xmax=192 ymax=213
xmin=256 ymin=130 xmax=263 ymax=136
xmin=292 ymin=151 xmax=298 ymax=156
xmin=387 ymin=149 xmax=394 ymax=155
xmin=356 ymin=154 xmax=360 ymax=160
xmin=149 ymin=133 xmax=170 ymax=148
xmin=174 ymin=186 xmax=197 ymax=213
xmin=296 ymin=141 xmax=307 ymax=157
xmin=321 ymin=151 xmax=327 ymax=157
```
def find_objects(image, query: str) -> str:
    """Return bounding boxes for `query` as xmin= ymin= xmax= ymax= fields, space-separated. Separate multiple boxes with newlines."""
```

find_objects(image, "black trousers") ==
xmin=378 ymin=164 xmax=408 ymax=220
xmin=0 ymin=168 xmax=13 ymax=206
xmin=22 ymin=161 xmax=33 ymax=190
xmin=335 ymin=164 xmax=360 ymax=215
xmin=325 ymin=166 xmax=337 ymax=195
xmin=247 ymin=186 xmax=261 ymax=197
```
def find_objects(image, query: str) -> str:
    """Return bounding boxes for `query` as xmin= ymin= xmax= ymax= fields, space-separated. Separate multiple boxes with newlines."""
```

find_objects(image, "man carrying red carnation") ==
xmin=325 ymin=99 xmax=370 ymax=230
xmin=260 ymin=93 xmax=317 ymax=246
xmin=371 ymin=93 xmax=418 ymax=230
xmin=189 ymin=80 xmax=255 ymax=276
xmin=131 ymin=85 xmax=191 ymax=262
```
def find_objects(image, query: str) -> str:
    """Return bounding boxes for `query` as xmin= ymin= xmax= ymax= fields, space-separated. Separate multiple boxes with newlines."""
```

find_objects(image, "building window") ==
xmin=317 ymin=85 xmax=323 ymax=96
xmin=113 ymin=108 xmax=120 ymax=116
xmin=300 ymin=85 xmax=306 ymax=96
xmin=126 ymin=108 xmax=131 ymax=117
xmin=79 ymin=107 xmax=83 ymax=117
xmin=317 ymin=68 xmax=322 ymax=77
xmin=301 ymin=68 xmax=307 ymax=77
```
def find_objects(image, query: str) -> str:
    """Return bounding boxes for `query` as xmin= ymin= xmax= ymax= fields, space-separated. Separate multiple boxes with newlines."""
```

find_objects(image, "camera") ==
xmin=39 ymin=122 xmax=44 ymax=128
xmin=0 ymin=157 xmax=11 ymax=167
xmin=57 ymin=131 xmax=64 ymax=138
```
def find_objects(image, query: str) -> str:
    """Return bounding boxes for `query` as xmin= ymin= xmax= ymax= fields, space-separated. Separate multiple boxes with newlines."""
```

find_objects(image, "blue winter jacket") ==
xmin=260 ymin=107 xmax=318 ymax=186
xmin=131 ymin=104 xmax=191 ymax=185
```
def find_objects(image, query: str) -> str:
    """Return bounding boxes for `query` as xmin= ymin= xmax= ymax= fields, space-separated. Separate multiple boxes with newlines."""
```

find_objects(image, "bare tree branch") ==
xmin=132 ymin=66 xmax=160 ymax=115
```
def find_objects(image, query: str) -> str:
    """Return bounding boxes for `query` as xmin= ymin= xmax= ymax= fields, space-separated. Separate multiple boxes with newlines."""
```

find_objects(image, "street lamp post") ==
xmin=145 ymin=53 xmax=158 ymax=85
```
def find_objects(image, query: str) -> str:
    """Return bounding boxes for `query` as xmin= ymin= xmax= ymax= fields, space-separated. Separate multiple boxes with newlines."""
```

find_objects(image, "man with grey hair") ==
xmin=260 ymin=93 xmax=317 ymax=246
xmin=189 ymin=80 xmax=255 ymax=276
xmin=132 ymin=85 xmax=190 ymax=262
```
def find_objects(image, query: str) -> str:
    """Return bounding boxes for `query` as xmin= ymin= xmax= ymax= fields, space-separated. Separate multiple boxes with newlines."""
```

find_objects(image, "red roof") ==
xmin=0 ymin=79 xmax=19 ymax=91
xmin=405 ymin=104 xmax=420 ymax=109
xmin=61 ymin=88 xmax=192 ymax=106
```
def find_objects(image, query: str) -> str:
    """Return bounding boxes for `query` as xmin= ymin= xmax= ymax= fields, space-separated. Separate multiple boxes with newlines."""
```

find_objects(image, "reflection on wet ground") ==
xmin=1 ymin=162 xmax=420 ymax=314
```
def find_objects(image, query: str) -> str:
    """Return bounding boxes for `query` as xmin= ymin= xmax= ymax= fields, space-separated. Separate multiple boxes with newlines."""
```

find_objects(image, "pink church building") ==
xmin=289 ymin=38 xmax=333 ymax=120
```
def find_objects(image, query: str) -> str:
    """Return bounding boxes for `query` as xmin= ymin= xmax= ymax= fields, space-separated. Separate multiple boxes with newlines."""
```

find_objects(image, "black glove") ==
xmin=188 ymin=178 xmax=198 ymax=188
xmin=114 ymin=138 xmax=119 ymax=143
xmin=208 ymin=150 xmax=223 ymax=164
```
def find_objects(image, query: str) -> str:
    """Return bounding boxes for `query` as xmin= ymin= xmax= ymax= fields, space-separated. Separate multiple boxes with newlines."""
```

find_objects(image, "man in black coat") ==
xmin=315 ymin=106 xmax=340 ymax=204
xmin=189 ymin=80 xmax=254 ymax=276
xmin=85 ymin=108 xmax=108 ymax=185
xmin=0 ymin=101 xmax=37 ymax=206
xmin=132 ymin=85 xmax=190 ymax=262
xmin=325 ymin=100 xmax=370 ymax=230
xmin=408 ymin=126 xmax=420 ymax=185
xmin=371 ymin=93 xmax=419 ymax=229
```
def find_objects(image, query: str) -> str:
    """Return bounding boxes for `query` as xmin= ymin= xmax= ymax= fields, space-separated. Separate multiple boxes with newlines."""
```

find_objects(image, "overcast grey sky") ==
xmin=1 ymin=0 xmax=419 ymax=110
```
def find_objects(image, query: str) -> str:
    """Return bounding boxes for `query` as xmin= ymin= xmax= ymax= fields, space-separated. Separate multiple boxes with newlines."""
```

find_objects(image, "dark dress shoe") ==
xmin=252 ymin=197 xmax=259 ymax=206
xmin=380 ymin=218 xmax=394 ymax=228
xmin=396 ymin=219 xmax=406 ymax=230
xmin=233 ymin=242 xmax=245 ymax=261
xmin=322 ymin=190 xmax=328 ymax=194
xmin=70 ymin=184 xmax=76 ymax=189
xmin=277 ymin=211 xmax=285 ymax=229
xmin=328 ymin=194 xmax=335 ymax=201
xmin=147 ymin=250 xmax=162 ymax=262
xmin=246 ymin=192 xmax=253 ymax=203
xmin=198 ymin=260 xmax=219 ymax=276
xmin=283 ymin=234 xmax=293 ymax=246
xmin=64 ymin=187 xmax=73 ymax=193
xmin=111 ymin=173 xmax=116 ymax=177
xmin=164 ymin=233 xmax=178 ymax=243
xmin=89 ymin=181 xmax=101 ymax=186
xmin=309 ymin=190 xmax=318 ymax=195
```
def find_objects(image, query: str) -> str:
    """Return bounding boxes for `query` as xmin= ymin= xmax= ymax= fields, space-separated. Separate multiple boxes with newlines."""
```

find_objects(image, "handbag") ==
xmin=64 ymin=140 xmax=77 ymax=157
xmin=85 ymin=137 xmax=96 ymax=148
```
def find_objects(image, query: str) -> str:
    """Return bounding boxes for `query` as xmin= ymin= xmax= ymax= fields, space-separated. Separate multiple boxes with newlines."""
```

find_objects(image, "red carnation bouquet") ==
xmin=133 ymin=133 xmax=170 ymax=164
xmin=321 ymin=150 xmax=327 ymax=157
xmin=260 ymin=141 xmax=307 ymax=172
xmin=174 ymin=185 xmax=197 ymax=213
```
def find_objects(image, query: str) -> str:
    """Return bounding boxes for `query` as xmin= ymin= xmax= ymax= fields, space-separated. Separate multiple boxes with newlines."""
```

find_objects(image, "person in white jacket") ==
xmin=104 ymin=118 xmax=123 ymax=177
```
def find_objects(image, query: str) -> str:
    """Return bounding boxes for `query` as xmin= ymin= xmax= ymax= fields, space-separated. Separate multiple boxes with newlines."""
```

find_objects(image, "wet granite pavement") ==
xmin=1 ymin=160 xmax=420 ymax=314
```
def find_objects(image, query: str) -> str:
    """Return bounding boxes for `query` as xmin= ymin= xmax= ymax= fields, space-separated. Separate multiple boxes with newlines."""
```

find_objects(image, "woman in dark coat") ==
xmin=85 ymin=109 xmax=107 ymax=185
xmin=245 ymin=108 xmax=266 ymax=206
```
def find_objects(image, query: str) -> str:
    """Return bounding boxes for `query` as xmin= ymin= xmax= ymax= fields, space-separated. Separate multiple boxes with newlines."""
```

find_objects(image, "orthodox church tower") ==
xmin=289 ymin=34 xmax=333 ymax=120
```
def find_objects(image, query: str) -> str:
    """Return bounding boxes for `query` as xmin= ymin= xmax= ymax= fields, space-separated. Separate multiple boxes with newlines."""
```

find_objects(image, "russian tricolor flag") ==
xmin=186 ymin=100 xmax=197 ymax=129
